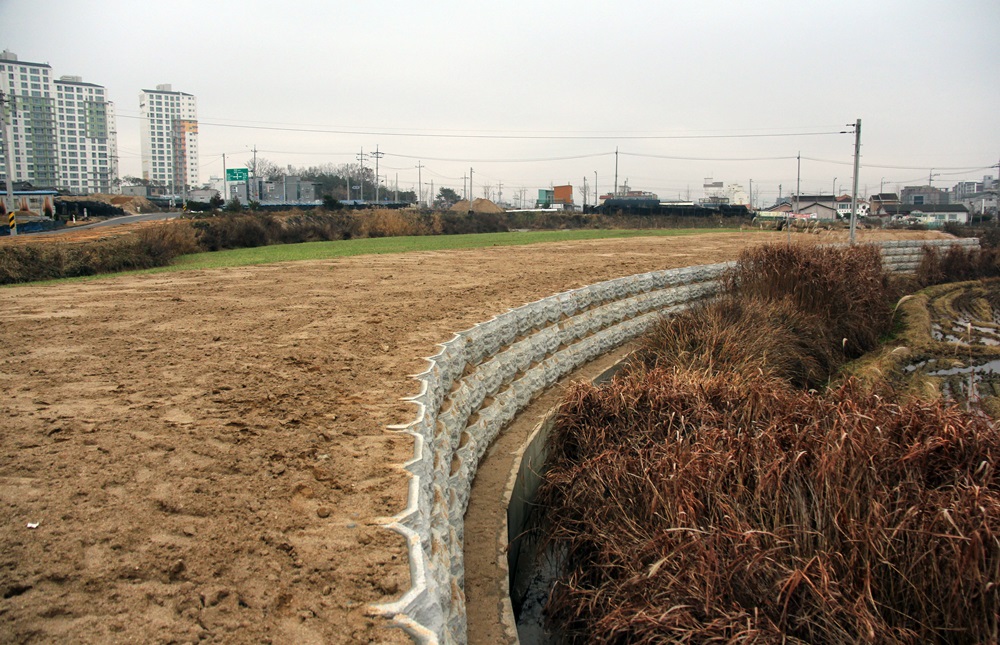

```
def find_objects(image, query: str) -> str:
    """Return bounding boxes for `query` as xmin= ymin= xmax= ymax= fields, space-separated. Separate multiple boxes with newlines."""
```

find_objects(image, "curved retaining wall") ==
xmin=371 ymin=237 xmax=978 ymax=644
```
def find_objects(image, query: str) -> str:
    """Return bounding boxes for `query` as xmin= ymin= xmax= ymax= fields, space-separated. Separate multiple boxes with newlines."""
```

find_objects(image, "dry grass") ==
xmin=537 ymin=243 xmax=1000 ymax=643
xmin=638 ymin=244 xmax=898 ymax=389
xmin=538 ymin=369 xmax=1000 ymax=644
xmin=725 ymin=243 xmax=898 ymax=357
xmin=917 ymin=244 xmax=1000 ymax=287
xmin=0 ymin=222 xmax=199 ymax=284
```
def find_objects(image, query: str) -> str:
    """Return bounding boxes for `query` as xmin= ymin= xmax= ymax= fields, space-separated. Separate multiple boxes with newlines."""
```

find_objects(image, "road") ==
xmin=32 ymin=211 xmax=181 ymax=235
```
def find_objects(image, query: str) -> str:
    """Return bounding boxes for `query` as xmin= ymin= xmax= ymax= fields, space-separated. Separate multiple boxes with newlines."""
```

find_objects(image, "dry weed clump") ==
xmin=638 ymin=296 xmax=838 ymax=389
xmin=639 ymin=244 xmax=898 ymax=388
xmin=725 ymin=243 xmax=898 ymax=357
xmin=538 ymin=369 xmax=1000 ymax=643
xmin=0 ymin=222 xmax=200 ymax=284
xmin=916 ymin=244 xmax=1000 ymax=287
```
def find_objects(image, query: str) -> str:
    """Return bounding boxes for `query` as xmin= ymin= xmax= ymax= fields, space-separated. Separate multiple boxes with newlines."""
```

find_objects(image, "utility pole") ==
xmin=850 ymin=119 xmax=861 ymax=245
xmin=614 ymin=146 xmax=619 ymax=196
xmin=582 ymin=176 xmax=588 ymax=210
xmin=371 ymin=145 xmax=384 ymax=203
xmin=356 ymin=147 xmax=367 ymax=201
xmin=497 ymin=181 xmax=503 ymax=207
xmin=430 ymin=180 xmax=434 ymax=207
xmin=749 ymin=178 xmax=753 ymax=210
xmin=251 ymin=145 xmax=258 ymax=202
xmin=461 ymin=173 xmax=467 ymax=200
xmin=469 ymin=167 xmax=473 ymax=212
xmin=416 ymin=161 xmax=424 ymax=207
xmin=1 ymin=90 xmax=16 ymax=235
xmin=394 ymin=172 xmax=398 ymax=202
xmin=791 ymin=152 xmax=800 ymax=244
xmin=223 ymin=153 xmax=227 ymax=203
xmin=594 ymin=171 xmax=598 ymax=206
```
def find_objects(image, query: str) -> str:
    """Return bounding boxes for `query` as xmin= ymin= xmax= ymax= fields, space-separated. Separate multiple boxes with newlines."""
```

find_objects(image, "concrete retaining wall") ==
xmin=371 ymin=238 xmax=978 ymax=644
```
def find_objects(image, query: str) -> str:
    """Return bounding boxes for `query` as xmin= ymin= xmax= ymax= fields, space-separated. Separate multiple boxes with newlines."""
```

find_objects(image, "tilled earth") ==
xmin=0 ymin=229 xmax=943 ymax=643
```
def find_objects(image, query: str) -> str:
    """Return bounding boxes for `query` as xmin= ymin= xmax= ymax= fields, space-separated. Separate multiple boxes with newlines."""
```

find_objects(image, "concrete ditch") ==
xmin=370 ymin=237 xmax=979 ymax=645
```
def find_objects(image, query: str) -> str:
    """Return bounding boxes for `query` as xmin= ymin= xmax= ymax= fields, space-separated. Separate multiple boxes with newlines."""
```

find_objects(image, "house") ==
xmin=797 ymin=202 xmax=838 ymax=220
xmin=883 ymin=203 xmax=969 ymax=226
xmin=835 ymin=195 xmax=870 ymax=218
xmin=869 ymin=193 xmax=900 ymax=214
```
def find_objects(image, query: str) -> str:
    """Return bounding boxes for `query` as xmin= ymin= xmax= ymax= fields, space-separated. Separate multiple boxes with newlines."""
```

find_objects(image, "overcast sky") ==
xmin=3 ymin=0 xmax=998 ymax=204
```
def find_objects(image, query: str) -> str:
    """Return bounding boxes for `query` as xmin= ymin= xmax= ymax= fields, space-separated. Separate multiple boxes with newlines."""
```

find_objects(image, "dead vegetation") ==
xmin=536 ymin=242 xmax=1000 ymax=643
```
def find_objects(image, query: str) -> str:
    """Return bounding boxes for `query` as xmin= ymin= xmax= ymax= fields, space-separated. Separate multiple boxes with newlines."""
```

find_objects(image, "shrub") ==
xmin=916 ymin=244 xmax=1000 ymax=287
xmin=0 ymin=222 xmax=199 ymax=285
xmin=723 ymin=243 xmax=897 ymax=358
xmin=638 ymin=295 xmax=839 ymax=388
xmin=538 ymin=370 xmax=1000 ymax=643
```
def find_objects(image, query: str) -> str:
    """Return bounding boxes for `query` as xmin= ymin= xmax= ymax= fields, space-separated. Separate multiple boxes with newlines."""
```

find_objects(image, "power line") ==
xmin=622 ymin=152 xmax=797 ymax=162
xmin=112 ymin=112 xmax=849 ymax=140
xmin=385 ymin=151 xmax=614 ymax=163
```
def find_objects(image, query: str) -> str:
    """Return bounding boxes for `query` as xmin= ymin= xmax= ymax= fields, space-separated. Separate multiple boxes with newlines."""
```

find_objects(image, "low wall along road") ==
xmin=371 ymin=238 xmax=978 ymax=644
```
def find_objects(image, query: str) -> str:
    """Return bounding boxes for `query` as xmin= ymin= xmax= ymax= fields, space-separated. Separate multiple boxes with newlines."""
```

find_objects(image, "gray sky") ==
xmin=3 ymin=0 xmax=998 ymax=203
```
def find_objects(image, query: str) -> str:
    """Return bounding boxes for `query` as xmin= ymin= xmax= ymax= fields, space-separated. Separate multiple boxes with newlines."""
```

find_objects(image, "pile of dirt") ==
xmin=449 ymin=198 xmax=504 ymax=214
xmin=60 ymin=193 xmax=160 ymax=214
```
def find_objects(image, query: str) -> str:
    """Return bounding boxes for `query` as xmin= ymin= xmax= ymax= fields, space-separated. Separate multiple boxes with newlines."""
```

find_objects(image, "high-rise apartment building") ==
xmin=0 ymin=50 xmax=118 ymax=194
xmin=0 ymin=50 xmax=58 ymax=187
xmin=139 ymin=85 xmax=198 ymax=194
xmin=54 ymin=76 xmax=118 ymax=193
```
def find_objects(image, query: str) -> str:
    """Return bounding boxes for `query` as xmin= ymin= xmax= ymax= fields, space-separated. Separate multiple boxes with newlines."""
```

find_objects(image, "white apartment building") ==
xmin=54 ymin=76 xmax=119 ymax=194
xmin=0 ymin=50 xmax=58 ymax=188
xmin=139 ymin=84 xmax=198 ymax=194
xmin=0 ymin=50 xmax=119 ymax=194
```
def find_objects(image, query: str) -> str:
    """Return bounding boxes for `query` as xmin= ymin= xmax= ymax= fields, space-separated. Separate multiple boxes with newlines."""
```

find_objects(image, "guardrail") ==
xmin=371 ymin=238 xmax=979 ymax=644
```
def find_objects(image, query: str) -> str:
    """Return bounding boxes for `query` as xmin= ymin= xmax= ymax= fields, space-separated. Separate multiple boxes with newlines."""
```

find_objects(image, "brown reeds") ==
xmin=538 ymin=370 xmax=1000 ymax=643
xmin=537 ymin=243 xmax=1000 ymax=642
xmin=724 ymin=243 xmax=898 ymax=357
xmin=916 ymin=244 xmax=1000 ymax=287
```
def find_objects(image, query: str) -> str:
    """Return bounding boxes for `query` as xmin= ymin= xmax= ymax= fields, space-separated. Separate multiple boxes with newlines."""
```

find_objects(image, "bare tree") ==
xmin=245 ymin=157 xmax=285 ymax=182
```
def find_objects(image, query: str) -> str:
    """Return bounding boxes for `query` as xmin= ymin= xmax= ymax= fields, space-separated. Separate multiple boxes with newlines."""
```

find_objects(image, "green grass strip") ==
xmin=168 ymin=228 xmax=741 ymax=271
xmin=7 ymin=228 xmax=748 ymax=286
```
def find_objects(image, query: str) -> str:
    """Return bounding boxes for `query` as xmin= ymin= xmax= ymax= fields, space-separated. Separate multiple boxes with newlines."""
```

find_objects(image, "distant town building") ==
xmin=701 ymin=178 xmax=748 ymax=206
xmin=883 ymin=203 xmax=969 ymax=225
xmin=260 ymin=176 xmax=321 ymax=203
xmin=139 ymin=84 xmax=198 ymax=195
xmin=869 ymin=193 xmax=900 ymax=214
xmin=952 ymin=176 xmax=997 ymax=201
xmin=901 ymin=184 xmax=949 ymax=206
xmin=553 ymin=184 xmax=573 ymax=205
xmin=0 ymin=50 xmax=118 ymax=194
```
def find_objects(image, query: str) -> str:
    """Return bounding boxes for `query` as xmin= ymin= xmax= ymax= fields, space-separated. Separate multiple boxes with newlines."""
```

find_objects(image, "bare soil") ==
xmin=0 ymin=229 xmax=945 ymax=643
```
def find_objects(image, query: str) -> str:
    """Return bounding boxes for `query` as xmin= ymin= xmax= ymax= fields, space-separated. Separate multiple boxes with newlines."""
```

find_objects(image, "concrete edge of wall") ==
xmin=369 ymin=238 xmax=977 ymax=645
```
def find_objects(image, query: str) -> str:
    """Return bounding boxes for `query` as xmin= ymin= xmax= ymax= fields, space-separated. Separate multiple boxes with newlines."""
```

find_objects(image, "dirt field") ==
xmin=0 ymin=229 xmax=945 ymax=643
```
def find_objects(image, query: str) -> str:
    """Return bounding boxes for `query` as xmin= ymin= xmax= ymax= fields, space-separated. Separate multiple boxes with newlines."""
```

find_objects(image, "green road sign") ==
xmin=226 ymin=168 xmax=249 ymax=181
